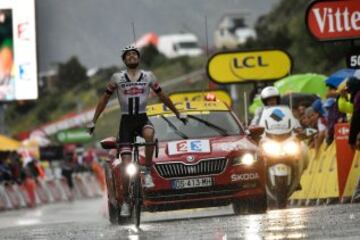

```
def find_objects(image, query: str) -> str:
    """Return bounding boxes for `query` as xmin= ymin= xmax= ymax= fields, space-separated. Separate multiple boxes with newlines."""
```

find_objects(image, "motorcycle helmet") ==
xmin=260 ymin=86 xmax=280 ymax=105
xmin=121 ymin=45 xmax=140 ymax=61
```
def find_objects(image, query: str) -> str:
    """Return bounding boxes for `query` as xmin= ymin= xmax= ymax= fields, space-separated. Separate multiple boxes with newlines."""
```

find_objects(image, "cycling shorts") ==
xmin=118 ymin=113 xmax=153 ymax=155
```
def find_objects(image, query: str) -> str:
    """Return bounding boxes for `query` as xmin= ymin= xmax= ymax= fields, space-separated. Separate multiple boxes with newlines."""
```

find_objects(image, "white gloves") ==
xmin=87 ymin=121 xmax=96 ymax=135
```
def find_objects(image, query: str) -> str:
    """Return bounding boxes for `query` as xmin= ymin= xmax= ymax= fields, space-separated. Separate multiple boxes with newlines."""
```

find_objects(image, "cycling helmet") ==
xmin=121 ymin=45 xmax=140 ymax=60
xmin=260 ymin=86 xmax=280 ymax=105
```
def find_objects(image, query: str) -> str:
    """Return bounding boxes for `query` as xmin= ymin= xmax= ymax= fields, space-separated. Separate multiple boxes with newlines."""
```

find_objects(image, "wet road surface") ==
xmin=0 ymin=198 xmax=360 ymax=240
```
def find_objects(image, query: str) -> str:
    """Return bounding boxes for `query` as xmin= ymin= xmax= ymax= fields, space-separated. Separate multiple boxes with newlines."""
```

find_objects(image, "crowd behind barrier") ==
xmin=0 ymin=147 xmax=106 ymax=212
xmin=288 ymin=75 xmax=360 ymax=154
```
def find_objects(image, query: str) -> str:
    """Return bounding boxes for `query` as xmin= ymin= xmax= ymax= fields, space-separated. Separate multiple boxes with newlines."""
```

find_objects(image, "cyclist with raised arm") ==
xmin=88 ymin=45 xmax=187 ymax=216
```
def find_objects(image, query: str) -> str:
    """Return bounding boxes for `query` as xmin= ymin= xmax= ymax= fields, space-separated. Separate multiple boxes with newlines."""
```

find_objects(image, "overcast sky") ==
xmin=36 ymin=0 xmax=280 ymax=72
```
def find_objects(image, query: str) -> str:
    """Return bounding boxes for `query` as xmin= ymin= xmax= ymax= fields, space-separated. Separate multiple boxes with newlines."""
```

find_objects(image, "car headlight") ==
xmin=262 ymin=141 xmax=281 ymax=157
xmin=283 ymin=140 xmax=300 ymax=156
xmin=233 ymin=153 xmax=257 ymax=166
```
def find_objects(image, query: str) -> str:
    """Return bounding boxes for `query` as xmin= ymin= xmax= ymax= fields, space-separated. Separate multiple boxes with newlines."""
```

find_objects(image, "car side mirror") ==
xmin=247 ymin=125 xmax=264 ymax=142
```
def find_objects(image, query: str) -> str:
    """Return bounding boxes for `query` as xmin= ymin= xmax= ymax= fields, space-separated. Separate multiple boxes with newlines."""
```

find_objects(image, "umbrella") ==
xmin=274 ymin=73 xmax=327 ymax=97
xmin=0 ymin=134 xmax=21 ymax=151
xmin=249 ymin=73 xmax=327 ymax=114
xmin=325 ymin=68 xmax=360 ymax=88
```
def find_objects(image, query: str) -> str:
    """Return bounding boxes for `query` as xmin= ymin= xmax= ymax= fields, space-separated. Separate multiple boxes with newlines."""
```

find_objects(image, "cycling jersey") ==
xmin=106 ymin=70 xmax=161 ymax=115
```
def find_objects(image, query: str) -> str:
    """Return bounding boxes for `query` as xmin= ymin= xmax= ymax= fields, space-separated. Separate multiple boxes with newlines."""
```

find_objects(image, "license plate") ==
xmin=270 ymin=164 xmax=290 ymax=176
xmin=172 ymin=177 xmax=213 ymax=189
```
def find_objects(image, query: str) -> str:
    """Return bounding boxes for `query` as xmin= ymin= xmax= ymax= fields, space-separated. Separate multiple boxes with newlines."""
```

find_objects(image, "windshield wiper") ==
xmin=160 ymin=115 xmax=188 ymax=139
xmin=187 ymin=114 xmax=229 ymax=136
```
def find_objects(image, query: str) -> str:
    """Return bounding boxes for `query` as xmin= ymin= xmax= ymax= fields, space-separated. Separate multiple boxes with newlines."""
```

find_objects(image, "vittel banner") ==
xmin=306 ymin=0 xmax=360 ymax=41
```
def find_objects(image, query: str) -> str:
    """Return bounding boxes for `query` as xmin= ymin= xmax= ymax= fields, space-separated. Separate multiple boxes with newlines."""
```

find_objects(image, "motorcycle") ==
xmin=257 ymin=106 xmax=309 ymax=208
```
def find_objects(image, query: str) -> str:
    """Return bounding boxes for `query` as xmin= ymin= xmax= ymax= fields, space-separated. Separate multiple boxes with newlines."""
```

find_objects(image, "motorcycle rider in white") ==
xmin=251 ymin=86 xmax=309 ymax=195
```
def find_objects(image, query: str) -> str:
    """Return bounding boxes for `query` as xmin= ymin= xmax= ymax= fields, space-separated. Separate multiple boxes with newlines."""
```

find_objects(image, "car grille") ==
xmin=155 ymin=158 xmax=227 ymax=178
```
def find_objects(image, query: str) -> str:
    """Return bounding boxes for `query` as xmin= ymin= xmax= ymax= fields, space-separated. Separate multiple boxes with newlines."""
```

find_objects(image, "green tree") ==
xmin=57 ymin=56 xmax=88 ymax=90
xmin=243 ymin=0 xmax=353 ymax=75
xmin=140 ymin=45 xmax=166 ymax=68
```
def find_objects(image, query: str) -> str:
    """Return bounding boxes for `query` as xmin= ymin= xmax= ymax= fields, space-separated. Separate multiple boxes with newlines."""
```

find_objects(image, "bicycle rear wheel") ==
xmin=133 ymin=174 xmax=142 ymax=227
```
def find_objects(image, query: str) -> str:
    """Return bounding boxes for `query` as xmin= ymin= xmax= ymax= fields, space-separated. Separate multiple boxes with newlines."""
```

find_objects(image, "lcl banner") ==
xmin=207 ymin=49 xmax=292 ymax=84
xmin=306 ymin=0 xmax=360 ymax=41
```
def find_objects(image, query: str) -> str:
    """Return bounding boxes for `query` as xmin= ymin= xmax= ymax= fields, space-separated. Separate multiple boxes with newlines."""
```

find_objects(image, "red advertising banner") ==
xmin=335 ymin=123 xmax=356 ymax=197
xmin=306 ymin=0 xmax=360 ymax=41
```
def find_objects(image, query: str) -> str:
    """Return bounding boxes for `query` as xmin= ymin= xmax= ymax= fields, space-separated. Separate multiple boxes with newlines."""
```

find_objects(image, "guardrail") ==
xmin=289 ymin=143 xmax=360 ymax=206
xmin=0 ymin=173 xmax=103 ymax=212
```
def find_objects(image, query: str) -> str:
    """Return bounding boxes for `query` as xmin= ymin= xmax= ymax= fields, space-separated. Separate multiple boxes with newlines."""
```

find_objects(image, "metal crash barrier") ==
xmin=290 ymin=123 xmax=360 ymax=206
xmin=0 ymin=173 xmax=104 ymax=212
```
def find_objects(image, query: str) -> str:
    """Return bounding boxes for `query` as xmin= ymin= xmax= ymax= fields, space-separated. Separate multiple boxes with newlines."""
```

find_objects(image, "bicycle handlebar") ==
xmin=118 ymin=139 xmax=159 ymax=158
xmin=100 ymin=138 xmax=159 ymax=158
xmin=116 ymin=140 xmax=158 ymax=148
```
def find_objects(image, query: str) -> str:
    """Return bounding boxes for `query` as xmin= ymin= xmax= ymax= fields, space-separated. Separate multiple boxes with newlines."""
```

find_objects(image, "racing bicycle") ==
xmin=102 ymin=139 xmax=159 ymax=227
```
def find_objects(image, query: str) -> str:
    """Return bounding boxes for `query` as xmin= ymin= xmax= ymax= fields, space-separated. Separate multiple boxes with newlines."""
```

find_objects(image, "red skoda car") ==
xmin=103 ymin=101 xmax=266 ymax=224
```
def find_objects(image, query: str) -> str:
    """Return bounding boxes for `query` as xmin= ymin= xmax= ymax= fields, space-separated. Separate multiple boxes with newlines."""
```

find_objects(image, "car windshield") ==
xmin=232 ymin=18 xmax=247 ymax=28
xmin=150 ymin=111 xmax=242 ymax=141
xmin=178 ymin=41 xmax=199 ymax=49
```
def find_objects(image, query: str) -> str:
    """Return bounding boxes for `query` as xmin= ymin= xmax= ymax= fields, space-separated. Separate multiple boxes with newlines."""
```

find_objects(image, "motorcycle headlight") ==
xmin=233 ymin=153 xmax=257 ymax=166
xmin=126 ymin=163 xmax=137 ymax=176
xmin=262 ymin=141 xmax=281 ymax=157
xmin=283 ymin=141 xmax=300 ymax=156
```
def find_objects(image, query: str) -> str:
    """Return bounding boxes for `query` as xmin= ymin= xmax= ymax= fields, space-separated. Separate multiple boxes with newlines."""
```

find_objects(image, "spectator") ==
xmin=325 ymin=84 xmax=339 ymax=99
xmin=302 ymin=107 xmax=316 ymax=145
xmin=307 ymin=99 xmax=327 ymax=155
xmin=323 ymin=97 xmax=346 ymax=145
xmin=356 ymin=133 xmax=360 ymax=150
xmin=292 ymin=103 xmax=305 ymax=121
xmin=300 ymin=112 xmax=310 ymax=128
xmin=337 ymin=79 xmax=353 ymax=116
xmin=292 ymin=101 xmax=313 ymax=125
xmin=8 ymin=151 xmax=22 ymax=183
xmin=61 ymin=152 xmax=76 ymax=193
xmin=0 ymin=159 xmax=12 ymax=182
xmin=347 ymin=77 xmax=360 ymax=150
xmin=23 ymin=157 xmax=40 ymax=179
